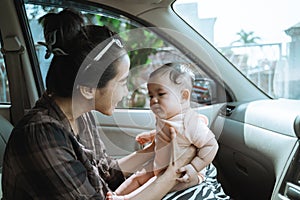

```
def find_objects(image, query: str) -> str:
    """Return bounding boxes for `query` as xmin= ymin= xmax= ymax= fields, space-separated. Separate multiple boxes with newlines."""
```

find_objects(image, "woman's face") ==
xmin=95 ymin=55 xmax=130 ymax=115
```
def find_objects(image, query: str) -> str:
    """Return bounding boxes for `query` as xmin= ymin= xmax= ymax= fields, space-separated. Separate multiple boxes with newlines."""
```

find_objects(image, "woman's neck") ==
xmin=54 ymin=96 xmax=87 ymax=135
xmin=54 ymin=97 xmax=76 ymax=120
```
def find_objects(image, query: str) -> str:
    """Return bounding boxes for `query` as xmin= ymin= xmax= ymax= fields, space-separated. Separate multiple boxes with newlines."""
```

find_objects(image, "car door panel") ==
xmin=93 ymin=103 xmax=224 ymax=158
xmin=215 ymin=100 xmax=300 ymax=200
xmin=98 ymin=126 xmax=145 ymax=158
xmin=93 ymin=109 xmax=156 ymax=158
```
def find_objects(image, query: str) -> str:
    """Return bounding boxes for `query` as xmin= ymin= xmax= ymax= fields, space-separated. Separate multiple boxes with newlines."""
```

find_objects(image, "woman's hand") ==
xmin=176 ymin=164 xmax=198 ymax=183
xmin=170 ymin=164 xmax=201 ymax=192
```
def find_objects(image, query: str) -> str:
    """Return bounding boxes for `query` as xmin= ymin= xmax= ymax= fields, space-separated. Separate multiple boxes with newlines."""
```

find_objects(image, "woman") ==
xmin=1 ymin=9 xmax=197 ymax=199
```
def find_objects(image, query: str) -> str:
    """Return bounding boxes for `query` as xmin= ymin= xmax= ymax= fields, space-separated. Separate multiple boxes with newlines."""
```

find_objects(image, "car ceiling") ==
xmin=89 ymin=0 xmax=174 ymax=16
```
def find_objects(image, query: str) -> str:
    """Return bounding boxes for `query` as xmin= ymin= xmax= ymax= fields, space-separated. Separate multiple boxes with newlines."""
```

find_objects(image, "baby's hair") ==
xmin=149 ymin=63 xmax=195 ymax=91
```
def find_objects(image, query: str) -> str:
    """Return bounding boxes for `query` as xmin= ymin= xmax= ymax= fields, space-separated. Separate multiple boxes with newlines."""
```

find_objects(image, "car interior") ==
xmin=0 ymin=0 xmax=300 ymax=200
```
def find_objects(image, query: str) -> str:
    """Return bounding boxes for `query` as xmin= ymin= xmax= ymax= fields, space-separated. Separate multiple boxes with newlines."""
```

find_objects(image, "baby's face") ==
xmin=147 ymin=74 xmax=183 ymax=119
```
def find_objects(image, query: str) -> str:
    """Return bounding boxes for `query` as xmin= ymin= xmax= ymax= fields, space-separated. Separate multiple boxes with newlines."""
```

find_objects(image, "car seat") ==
xmin=0 ymin=115 xmax=13 ymax=197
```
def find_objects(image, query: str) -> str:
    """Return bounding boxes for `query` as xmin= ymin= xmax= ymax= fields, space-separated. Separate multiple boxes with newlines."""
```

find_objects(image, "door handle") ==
xmin=285 ymin=182 xmax=300 ymax=200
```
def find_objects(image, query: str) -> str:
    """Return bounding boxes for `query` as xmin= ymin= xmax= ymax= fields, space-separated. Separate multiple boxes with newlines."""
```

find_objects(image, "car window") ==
xmin=24 ymin=0 xmax=223 ymax=109
xmin=0 ymin=42 xmax=10 ymax=104
xmin=173 ymin=0 xmax=300 ymax=100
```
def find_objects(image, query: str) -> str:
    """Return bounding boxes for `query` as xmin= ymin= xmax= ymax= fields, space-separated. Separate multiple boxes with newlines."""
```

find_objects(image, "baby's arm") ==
xmin=135 ymin=130 xmax=156 ymax=145
xmin=190 ymin=135 xmax=219 ymax=172
xmin=185 ymin=112 xmax=218 ymax=172
xmin=174 ymin=136 xmax=218 ymax=190
xmin=176 ymin=112 xmax=218 ymax=185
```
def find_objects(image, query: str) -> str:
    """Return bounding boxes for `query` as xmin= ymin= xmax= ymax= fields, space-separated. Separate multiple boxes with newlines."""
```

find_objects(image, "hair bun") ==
xmin=39 ymin=8 xmax=84 ymax=53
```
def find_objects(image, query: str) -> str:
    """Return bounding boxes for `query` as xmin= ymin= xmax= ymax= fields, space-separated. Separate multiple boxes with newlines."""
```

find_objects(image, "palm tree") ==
xmin=231 ymin=29 xmax=261 ymax=45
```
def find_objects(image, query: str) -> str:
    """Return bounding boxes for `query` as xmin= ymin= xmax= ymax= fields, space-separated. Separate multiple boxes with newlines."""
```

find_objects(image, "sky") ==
xmin=175 ymin=0 xmax=300 ymax=46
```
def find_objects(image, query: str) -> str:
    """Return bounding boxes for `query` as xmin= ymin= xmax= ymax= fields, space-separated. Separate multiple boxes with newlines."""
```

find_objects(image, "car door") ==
xmin=213 ymin=100 xmax=300 ymax=200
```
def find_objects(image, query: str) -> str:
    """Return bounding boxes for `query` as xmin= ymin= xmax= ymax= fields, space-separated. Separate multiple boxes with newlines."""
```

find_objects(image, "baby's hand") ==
xmin=135 ymin=130 xmax=156 ymax=145
xmin=176 ymin=164 xmax=199 ymax=184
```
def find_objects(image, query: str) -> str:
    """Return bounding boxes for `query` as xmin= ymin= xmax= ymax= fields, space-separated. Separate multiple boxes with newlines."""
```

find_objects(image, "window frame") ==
xmin=19 ymin=0 xmax=233 ymax=108
xmin=0 ymin=38 xmax=11 ymax=105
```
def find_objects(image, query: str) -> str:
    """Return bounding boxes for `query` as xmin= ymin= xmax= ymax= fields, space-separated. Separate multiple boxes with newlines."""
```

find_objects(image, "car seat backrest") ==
xmin=0 ymin=115 xmax=13 ymax=198
xmin=0 ymin=115 xmax=13 ymax=167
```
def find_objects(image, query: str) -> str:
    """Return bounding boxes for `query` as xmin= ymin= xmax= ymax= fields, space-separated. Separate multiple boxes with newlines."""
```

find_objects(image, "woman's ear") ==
xmin=181 ymin=89 xmax=190 ymax=102
xmin=79 ymin=86 xmax=96 ymax=100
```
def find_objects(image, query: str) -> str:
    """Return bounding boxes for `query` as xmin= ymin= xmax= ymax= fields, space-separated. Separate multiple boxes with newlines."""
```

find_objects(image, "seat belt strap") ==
xmin=1 ymin=36 xmax=29 ymax=125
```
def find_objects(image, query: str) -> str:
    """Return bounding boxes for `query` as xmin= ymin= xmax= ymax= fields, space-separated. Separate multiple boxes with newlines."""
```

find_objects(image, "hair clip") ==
xmin=38 ymin=30 xmax=68 ymax=59
xmin=83 ymin=37 xmax=123 ymax=72
xmin=93 ymin=38 xmax=123 ymax=61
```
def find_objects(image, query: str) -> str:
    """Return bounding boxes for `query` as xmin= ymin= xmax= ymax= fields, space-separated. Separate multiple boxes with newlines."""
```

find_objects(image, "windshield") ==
xmin=173 ymin=0 xmax=300 ymax=100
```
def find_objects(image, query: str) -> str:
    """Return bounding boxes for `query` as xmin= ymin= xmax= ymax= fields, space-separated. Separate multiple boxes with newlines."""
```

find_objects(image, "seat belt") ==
xmin=1 ymin=35 xmax=29 ymax=125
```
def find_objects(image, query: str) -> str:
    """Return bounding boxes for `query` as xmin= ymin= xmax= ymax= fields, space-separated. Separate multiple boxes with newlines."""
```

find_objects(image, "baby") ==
xmin=107 ymin=63 xmax=218 ymax=200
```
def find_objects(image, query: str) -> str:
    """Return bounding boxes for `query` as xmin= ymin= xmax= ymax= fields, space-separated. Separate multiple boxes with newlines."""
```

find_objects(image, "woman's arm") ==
xmin=117 ymin=141 xmax=155 ymax=177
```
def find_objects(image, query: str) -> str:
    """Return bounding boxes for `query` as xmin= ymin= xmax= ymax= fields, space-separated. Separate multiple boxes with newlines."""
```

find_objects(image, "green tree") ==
xmin=231 ymin=29 xmax=261 ymax=45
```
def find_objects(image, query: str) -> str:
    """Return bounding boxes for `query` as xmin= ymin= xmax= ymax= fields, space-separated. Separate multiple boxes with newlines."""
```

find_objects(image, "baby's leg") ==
xmin=115 ymin=171 xmax=154 ymax=195
xmin=107 ymin=175 xmax=158 ymax=200
xmin=106 ymin=192 xmax=125 ymax=200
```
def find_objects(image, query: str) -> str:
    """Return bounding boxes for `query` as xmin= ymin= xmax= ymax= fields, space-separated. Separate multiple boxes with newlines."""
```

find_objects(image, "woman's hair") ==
xmin=38 ymin=8 xmax=127 ymax=97
xmin=149 ymin=63 xmax=195 ymax=91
